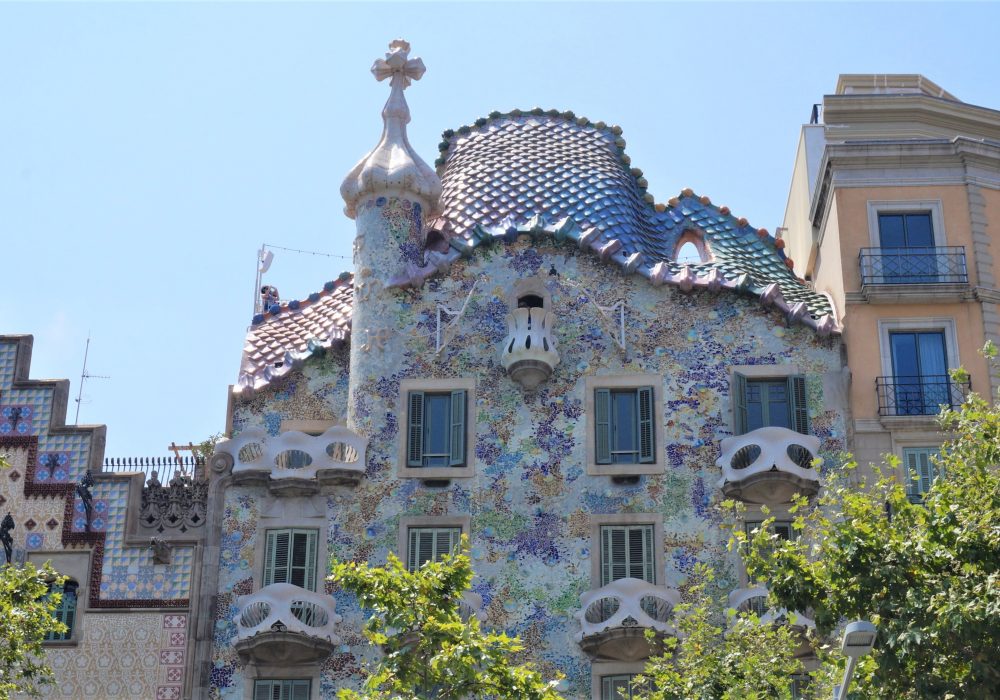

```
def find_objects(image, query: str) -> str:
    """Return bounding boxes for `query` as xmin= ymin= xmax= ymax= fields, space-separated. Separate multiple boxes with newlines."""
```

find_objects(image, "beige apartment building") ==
xmin=782 ymin=74 xmax=1000 ymax=492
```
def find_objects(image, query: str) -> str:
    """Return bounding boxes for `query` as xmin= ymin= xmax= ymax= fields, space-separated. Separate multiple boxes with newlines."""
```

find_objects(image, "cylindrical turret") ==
xmin=339 ymin=39 xmax=442 ymax=443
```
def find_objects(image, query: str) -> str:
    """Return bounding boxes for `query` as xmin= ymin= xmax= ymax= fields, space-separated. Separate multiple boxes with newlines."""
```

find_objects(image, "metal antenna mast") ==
xmin=74 ymin=335 xmax=110 ymax=424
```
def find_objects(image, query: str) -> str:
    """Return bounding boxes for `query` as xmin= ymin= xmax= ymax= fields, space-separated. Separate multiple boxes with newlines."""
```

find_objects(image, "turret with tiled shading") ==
xmin=339 ymin=38 xmax=442 ymax=440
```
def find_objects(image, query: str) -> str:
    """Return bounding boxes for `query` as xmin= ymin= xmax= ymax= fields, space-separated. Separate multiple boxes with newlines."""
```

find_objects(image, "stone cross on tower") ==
xmin=340 ymin=39 xmax=442 ymax=221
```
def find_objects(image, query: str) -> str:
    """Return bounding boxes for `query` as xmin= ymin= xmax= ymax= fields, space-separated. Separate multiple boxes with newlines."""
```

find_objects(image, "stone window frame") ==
xmin=29 ymin=550 xmax=90 ymax=647
xmin=590 ymin=661 xmax=647 ymax=700
xmin=242 ymin=670 xmax=320 ymax=700
xmin=397 ymin=377 xmax=477 ymax=479
xmin=584 ymin=374 xmax=665 ymax=476
xmin=251 ymin=497 xmax=327 ymax=592
xmin=876 ymin=318 xmax=959 ymax=380
xmin=397 ymin=515 xmax=472 ymax=570
xmin=588 ymin=513 xmax=665 ymax=589
xmin=728 ymin=364 xmax=803 ymax=435
xmin=866 ymin=199 xmax=947 ymax=248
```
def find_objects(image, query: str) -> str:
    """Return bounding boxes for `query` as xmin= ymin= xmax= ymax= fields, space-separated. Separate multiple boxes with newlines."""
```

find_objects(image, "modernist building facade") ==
xmin=5 ymin=49 xmax=998 ymax=700
xmin=782 ymin=74 xmax=1000 ymax=497
xmin=0 ymin=334 xmax=208 ymax=700
xmin=194 ymin=41 xmax=848 ymax=700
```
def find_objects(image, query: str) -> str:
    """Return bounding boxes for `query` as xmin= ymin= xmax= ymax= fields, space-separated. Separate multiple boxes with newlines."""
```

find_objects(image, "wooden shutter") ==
xmin=733 ymin=372 xmax=748 ymax=434
xmin=264 ymin=530 xmax=290 ymax=586
xmin=407 ymin=391 xmax=424 ymax=467
xmin=602 ymin=675 xmax=632 ymax=700
xmin=595 ymin=388 xmax=612 ymax=464
xmin=435 ymin=527 xmax=459 ymax=561
xmin=906 ymin=448 xmax=938 ymax=496
xmin=789 ymin=375 xmax=810 ymax=435
xmin=253 ymin=681 xmax=275 ymax=700
xmin=638 ymin=386 xmax=655 ymax=463
xmin=290 ymin=530 xmax=318 ymax=592
xmin=602 ymin=525 xmax=655 ymax=585
xmin=288 ymin=680 xmax=311 ymax=700
xmin=449 ymin=390 xmax=466 ymax=467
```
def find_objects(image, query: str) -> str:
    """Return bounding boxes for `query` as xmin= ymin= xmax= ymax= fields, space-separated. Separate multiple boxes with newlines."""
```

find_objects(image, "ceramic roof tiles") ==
xmin=235 ymin=275 xmax=353 ymax=394
xmin=431 ymin=110 xmax=836 ymax=329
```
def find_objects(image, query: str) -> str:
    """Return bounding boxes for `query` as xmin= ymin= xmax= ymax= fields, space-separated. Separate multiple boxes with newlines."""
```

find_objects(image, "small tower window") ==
xmin=676 ymin=241 xmax=702 ymax=264
xmin=517 ymin=294 xmax=544 ymax=309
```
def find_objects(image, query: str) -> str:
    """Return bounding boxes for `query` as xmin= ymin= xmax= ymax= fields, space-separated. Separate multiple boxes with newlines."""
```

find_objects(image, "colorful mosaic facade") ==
xmin=197 ymin=40 xmax=850 ymax=700
xmin=0 ymin=335 xmax=204 ymax=699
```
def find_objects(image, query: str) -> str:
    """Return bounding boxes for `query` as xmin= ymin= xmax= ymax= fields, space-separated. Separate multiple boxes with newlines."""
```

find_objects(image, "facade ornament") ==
xmin=149 ymin=537 xmax=172 ymax=565
xmin=0 ymin=512 xmax=13 ymax=564
xmin=76 ymin=470 xmax=95 ymax=533
xmin=340 ymin=39 xmax=442 ymax=220
xmin=360 ymin=328 xmax=392 ymax=353
xmin=140 ymin=471 xmax=208 ymax=534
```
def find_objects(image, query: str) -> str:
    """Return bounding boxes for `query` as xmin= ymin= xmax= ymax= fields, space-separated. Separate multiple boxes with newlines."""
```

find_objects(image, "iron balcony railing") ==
xmin=859 ymin=247 xmax=968 ymax=286
xmin=102 ymin=456 xmax=204 ymax=485
xmin=875 ymin=375 xmax=970 ymax=416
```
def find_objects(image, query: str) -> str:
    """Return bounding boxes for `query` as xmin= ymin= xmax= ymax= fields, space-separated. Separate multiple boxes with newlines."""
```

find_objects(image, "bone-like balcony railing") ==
xmin=234 ymin=583 xmax=342 ymax=644
xmin=210 ymin=426 xmax=368 ymax=484
xmin=574 ymin=577 xmax=679 ymax=641
xmin=728 ymin=586 xmax=815 ymax=629
xmin=500 ymin=307 xmax=560 ymax=390
xmin=716 ymin=426 xmax=820 ymax=502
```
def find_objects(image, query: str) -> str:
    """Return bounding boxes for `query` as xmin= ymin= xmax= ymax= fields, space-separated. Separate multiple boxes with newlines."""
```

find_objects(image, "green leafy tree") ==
xmin=0 ymin=562 xmax=67 ymax=699
xmin=633 ymin=563 xmax=821 ymax=700
xmin=741 ymin=349 xmax=1000 ymax=699
xmin=330 ymin=536 xmax=565 ymax=700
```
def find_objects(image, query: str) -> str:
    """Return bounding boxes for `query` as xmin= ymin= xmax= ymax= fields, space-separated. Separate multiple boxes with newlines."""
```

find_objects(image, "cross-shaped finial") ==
xmin=370 ymin=39 xmax=426 ymax=89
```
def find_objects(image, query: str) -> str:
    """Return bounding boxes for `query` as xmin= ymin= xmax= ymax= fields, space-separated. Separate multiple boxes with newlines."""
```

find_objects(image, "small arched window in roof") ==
xmin=673 ymin=231 xmax=711 ymax=264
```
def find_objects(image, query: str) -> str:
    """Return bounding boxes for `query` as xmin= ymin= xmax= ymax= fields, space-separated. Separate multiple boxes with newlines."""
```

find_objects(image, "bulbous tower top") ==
xmin=339 ymin=39 xmax=442 ymax=219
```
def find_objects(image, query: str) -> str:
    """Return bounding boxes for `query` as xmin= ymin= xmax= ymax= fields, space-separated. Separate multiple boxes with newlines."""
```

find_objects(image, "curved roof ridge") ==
xmin=236 ymin=273 xmax=354 ymax=395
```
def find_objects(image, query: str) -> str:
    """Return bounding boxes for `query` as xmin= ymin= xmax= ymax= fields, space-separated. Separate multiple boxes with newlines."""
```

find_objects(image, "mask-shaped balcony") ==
xmin=716 ymin=427 xmax=820 ymax=505
xmin=233 ymin=583 xmax=342 ymax=665
xmin=728 ymin=586 xmax=815 ymax=657
xmin=210 ymin=426 xmax=368 ymax=496
xmin=574 ymin=578 xmax=679 ymax=661
xmin=501 ymin=307 xmax=560 ymax=391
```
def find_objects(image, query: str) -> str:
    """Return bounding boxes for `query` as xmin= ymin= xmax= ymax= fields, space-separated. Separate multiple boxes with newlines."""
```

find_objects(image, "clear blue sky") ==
xmin=3 ymin=2 xmax=999 ymax=459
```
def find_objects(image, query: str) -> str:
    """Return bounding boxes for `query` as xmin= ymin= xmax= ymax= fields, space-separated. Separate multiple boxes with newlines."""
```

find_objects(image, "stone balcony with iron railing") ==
xmin=209 ymin=426 xmax=368 ymax=495
xmin=500 ymin=307 xmax=560 ymax=391
xmin=233 ymin=583 xmax=342 ymax=664
xmin=858 ymin=246 xmax=970 ymax=303
xmin=729 ymin=586 xmax=815 ymax=656
xmin=716 ymin=427 xmax=820 ymax=505
xmin=574 ymin=578 xmax=680 ymax=661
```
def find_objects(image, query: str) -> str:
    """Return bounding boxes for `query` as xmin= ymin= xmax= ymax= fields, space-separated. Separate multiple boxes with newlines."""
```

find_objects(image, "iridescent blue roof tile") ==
xmin=432 ymin=110 xmax=835 ymax=330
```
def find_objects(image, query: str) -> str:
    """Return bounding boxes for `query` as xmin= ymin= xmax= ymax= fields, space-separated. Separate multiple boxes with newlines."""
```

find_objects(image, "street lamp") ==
xmin=833 ymin=620 xmax=877 ymax=700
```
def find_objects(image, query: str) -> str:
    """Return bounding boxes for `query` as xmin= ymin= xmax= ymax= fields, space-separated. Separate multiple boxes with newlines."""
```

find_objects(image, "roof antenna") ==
xmin=74 ymin=334 xmax=110 ymax=424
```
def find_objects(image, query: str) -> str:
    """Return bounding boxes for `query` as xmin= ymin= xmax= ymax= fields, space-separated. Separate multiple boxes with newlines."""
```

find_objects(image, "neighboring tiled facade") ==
xmin=0 ymin=335 xmax=207 ymax=699
xmin=781 ymin=75 xmax=1000 ymax=489
xmin=194 ymin=42 xmax=849 ymax=700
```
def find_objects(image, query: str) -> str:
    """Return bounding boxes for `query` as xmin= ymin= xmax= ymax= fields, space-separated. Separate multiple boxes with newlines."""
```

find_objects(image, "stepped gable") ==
xmin=432 ymin=109 xmax=836 ymax=327
xmin=236 ymin=274 xmax=353 ymax=394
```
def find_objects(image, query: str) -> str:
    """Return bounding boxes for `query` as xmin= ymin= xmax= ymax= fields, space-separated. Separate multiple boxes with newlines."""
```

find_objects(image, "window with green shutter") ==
xmin=734 ymin=373 xmax=809 ymax=435
xmin=43 ymin=580 xmax=78 ymax=642
xmin=263 ymin=529 xmax=319 ymax=591
xmin=594 ymin=387 xmax=655 ymax=465
xmin=407 ymin=527 xmax=462 ymax=572
xmin=253 ymin=679 xmax=311 ymax=700
xmin=600 ymin=525 xmax=655 ymax=585
xmin=904 ymin=447 xmax=941 ymax=502
xmin=601 ymin=673 xmax=650 ymax=699
xmin=407 ymin=390 xmax=467 ymax=468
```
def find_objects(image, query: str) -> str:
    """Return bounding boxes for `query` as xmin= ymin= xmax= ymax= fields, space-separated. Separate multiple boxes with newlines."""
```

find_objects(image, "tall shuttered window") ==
xmin=263 ymin=529 xmax=319 ymax=591
xmin=733 ymin=374 xmax=809 ymax=435
xmin=601 ymin=673 xmax=649 ymax=699
xmin=407 ymin=527 xmax=462 ymax=572
xmin=407 ymin=390 xmax=466 ymax=468
xmin=600 ymin=525 xmax=655 ymax=586
xmin=904 ymin=447 xmax=941 ymax=502
xmin=43 ymin=580 xmax=78 ymax=642
xmin=594 ymin=387 xmax=655 ymax=465
xmin=253 ymin=679 xmax=311 ymax=700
